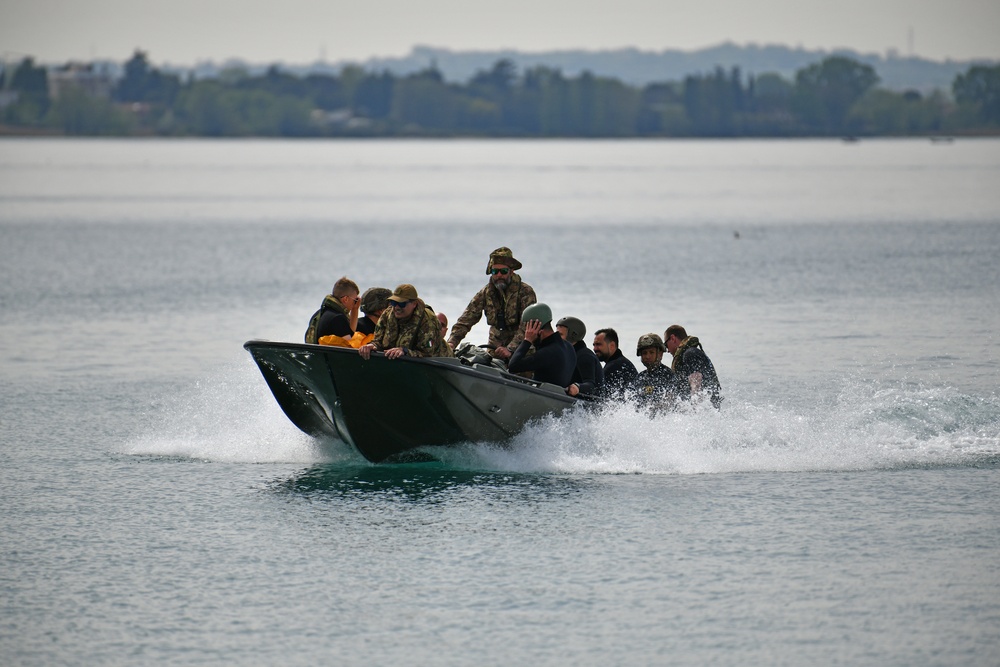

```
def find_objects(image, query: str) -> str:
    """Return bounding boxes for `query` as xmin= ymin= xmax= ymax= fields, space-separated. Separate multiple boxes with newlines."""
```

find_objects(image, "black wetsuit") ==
xmin=508 ymin=332 xmax=576 ymax=388
xmin=598 ymin=349 xmax=639 ymax=400
xmin=570 ymin=341 xmax=604 ymax=396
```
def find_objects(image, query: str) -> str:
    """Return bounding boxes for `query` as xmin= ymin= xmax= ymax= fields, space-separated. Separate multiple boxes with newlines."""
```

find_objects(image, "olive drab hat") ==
xmin=388 ymin=284 xmax=419 ymax=303
xmin=636 ymin=332 xmax=665 ymax=355
xmin=486 ymin=247 xmax=523 ymax=274
xmin=521 ymin=302 xmax=553 ymax=325
xmin=360 ymin=287 xmax=391 ymax=313
xmin=556 ymin=316 xmax=586 ymax=345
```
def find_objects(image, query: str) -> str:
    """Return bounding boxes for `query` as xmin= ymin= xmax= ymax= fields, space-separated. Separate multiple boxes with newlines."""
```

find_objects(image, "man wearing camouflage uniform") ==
xmin=359 ymin=284 xmax=453 ymax=360
xmin=447 ymin=247 xmax=537 ymax=361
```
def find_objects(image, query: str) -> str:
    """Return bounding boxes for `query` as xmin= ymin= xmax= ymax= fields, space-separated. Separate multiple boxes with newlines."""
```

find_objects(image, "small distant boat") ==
xmin=245 ymin=340 xmax=578 ymax=462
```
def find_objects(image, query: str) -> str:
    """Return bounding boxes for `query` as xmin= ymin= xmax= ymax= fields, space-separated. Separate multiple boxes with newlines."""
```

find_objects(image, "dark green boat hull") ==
xmin=244 ymin=340 xmax=578 ymax=462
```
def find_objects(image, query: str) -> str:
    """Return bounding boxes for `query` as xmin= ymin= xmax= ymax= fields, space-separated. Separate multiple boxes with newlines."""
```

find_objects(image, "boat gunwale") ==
xmin=243 ymin=339 xmax=579 ymax=405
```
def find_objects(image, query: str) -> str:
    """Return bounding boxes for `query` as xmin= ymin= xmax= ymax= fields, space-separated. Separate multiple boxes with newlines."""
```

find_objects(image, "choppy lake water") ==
xmin=1 ymin=138 xmax=999 ymax=665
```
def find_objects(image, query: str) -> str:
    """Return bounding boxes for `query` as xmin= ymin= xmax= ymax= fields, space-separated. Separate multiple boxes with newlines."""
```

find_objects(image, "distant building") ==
xmin=48 ymin=63 xmax=114 ymax=100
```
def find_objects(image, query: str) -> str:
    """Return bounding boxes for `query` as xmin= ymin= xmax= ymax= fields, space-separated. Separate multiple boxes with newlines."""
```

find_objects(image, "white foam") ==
xmin=124 ymin=363 xmax=999 ymax=472
xmin=435 ymin=380 xmax=1000 ymax=474
xmin=121 ymin=359 xmax=356 ymax=464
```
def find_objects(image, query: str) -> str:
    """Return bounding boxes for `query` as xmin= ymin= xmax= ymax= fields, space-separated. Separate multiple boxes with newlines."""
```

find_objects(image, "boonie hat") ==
xmin=486 ymin=247 xmax=523 ymax=274
xmin=388 ymin=284 xmax=419 ymax=303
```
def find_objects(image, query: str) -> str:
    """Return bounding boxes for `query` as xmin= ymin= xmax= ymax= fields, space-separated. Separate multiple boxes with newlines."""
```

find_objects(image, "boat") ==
xmin=244 ymin=340 xmax=579 ymax=462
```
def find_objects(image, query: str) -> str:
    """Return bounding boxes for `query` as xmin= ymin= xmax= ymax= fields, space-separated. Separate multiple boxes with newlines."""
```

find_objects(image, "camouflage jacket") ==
xmin=372 ymin=301 xmax=453 ymax=358
xmin=447 ymin=275 xmax=537 ymax=351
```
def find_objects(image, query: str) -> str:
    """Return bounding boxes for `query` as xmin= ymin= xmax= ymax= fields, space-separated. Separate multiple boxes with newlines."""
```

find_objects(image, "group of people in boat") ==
xmin=304 ymin=246 xmax=722 ymax=410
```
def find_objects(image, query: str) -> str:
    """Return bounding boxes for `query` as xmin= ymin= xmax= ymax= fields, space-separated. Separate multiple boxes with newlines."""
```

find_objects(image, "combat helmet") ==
xmin=556 ymin=316 xmax=586 ymax=344
xmin=636 ymin=332 xmax=665 ymax=355
xmin=360 ymin=287 xmax=391 ymax=314
xmin=521 ymin=302 xmax=553 ymax=325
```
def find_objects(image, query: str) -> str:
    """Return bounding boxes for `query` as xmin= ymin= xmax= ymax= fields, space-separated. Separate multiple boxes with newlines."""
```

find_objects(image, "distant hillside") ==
xmin=360 ymin=44 xmax=993 ymax=92
xmin=183 ymin=43 xmax=995 ymax=94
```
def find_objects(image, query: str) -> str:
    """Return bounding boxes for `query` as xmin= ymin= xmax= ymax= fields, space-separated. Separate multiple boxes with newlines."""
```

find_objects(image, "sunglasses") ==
xmin=490 ymin=267 xmax=510 ymax=275
xmin=391 ymin=300 xmax=412 ymax=308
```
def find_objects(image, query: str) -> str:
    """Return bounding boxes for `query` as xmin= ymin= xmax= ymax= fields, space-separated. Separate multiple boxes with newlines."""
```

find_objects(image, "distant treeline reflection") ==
xmin=3 ymin=51 xmax=999 ymax=137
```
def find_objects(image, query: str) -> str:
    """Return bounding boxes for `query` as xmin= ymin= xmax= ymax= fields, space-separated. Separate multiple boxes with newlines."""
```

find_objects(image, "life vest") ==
xmin=304 ymin=294 xmax=348 ymax=344
xmin=319 ymin=331 xmax=373 ymax=348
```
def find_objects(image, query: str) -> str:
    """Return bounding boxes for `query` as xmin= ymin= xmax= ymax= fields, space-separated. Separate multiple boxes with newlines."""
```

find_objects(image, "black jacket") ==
xmin=599 ymin=349 xmax=639 ymax=400
xmin=571 ymin=341 xmax=604 ymax=396
xmin=317 ymin=298 xmax=353 ymax=339
xmin=508 ymin=331 xmax=576 ymax=388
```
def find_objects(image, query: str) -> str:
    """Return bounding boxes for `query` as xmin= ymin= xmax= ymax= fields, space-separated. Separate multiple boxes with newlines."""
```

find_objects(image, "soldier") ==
xmin=664 ymin=325 xmax=723 ymax=408
xmin=447 ymin=247 xmax=537 ymax=362
xmin=356 ymin=287 xmax=391 ymax=336
xmin=633 ymin=333 xmax=677 ymax=413
xmin=358 ymin=284 xmax=453 ymax=360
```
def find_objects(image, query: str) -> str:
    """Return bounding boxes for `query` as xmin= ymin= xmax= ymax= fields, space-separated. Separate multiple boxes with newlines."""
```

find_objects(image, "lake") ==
xmin=1 ymin=138 xmax=998 ymax=665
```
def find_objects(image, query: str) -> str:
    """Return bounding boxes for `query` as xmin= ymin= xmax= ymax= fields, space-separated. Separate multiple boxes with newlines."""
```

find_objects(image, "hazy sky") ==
xmin=2 ymin=0 xmax=999 ymax=66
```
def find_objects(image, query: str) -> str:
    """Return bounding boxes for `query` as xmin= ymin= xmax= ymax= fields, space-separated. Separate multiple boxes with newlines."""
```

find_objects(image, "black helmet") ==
xmin=556 ymin=316 xmax=586 ymax=344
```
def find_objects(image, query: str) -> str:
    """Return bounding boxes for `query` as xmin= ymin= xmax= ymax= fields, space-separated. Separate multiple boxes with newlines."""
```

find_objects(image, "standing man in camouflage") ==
xmin=447 ymin=247 xmax=537 ymax=362
xmin=359 ymin=284 xmax=453 ymax=360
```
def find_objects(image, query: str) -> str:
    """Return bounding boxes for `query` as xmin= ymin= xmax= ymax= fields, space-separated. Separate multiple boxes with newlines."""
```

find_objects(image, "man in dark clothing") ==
xmin=556 ymin=316 xmax=603 ymax=397
xmin=665 ymin=324 xmax=723 ymax=409
xmin=592 ymin=328 xmax=638 ymax=400
xmin=633 ymin=333 xmax=677 ymax=413
xmin=317 ymin=276 xmax=361 ymax=340
xmin=508 ymin=303 xmax=576 ymax=388
xmin=304 ymin=276 xmax=361 ymax=344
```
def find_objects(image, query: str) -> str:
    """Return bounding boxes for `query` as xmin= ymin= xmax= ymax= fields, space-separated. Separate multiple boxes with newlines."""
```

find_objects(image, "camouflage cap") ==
xmin=636 ymin=332 xmax=665 ymax=355
xmin=360 ymin=287 xmax=391 ymax=313
xmin=486 ymin=246 xmax=523 ymax=274
xmin=388 ymin=283 xmax=419 ymax=303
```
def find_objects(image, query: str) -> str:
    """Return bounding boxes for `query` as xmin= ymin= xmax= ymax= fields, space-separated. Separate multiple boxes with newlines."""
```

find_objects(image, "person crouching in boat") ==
xmin=358 ymin=284 xmax=453 ymax=360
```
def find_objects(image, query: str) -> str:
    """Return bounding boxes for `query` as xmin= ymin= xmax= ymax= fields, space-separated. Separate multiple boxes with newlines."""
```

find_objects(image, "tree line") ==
xmin=3 ymin=50 xmax=999 ymax=137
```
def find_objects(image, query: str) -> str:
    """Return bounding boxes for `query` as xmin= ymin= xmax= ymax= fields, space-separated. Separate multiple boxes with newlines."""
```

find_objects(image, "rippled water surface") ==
xmin=1 ymin=138 xmax=999 ymax=665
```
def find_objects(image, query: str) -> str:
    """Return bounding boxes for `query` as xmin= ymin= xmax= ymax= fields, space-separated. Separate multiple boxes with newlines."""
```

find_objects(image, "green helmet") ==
xmin=556 ymin=316 xmax=586 ymax=344
xmin=521 ymin=302 xmax=553 ymax=325
xmin=360 ymin=287 xmax=391 ymax=314
xmin=636 ymin=333 xmax=665 ymax=355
